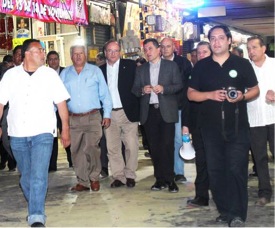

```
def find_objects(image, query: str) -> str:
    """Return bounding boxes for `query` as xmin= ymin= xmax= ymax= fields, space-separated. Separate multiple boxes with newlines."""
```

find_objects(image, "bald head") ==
xmin=160 ymin=38 xmax=175 ymax=59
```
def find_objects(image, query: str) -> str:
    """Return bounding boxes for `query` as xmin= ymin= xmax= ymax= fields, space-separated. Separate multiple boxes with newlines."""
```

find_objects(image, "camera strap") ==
xmin=221 ymin=102 xmax=239 ymax=141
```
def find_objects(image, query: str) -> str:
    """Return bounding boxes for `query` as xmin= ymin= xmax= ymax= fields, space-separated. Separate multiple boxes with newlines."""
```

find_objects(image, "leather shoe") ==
xmin=90 ymin=181 xmax=100 ymax=191
xmin=255 ymin=197 xmax=270 ymax=206
xmin=187 ymin=197 xmax=209 ymax=206
xmin=126 ymin=178 xmax=136 ymax=187
xmin=110 ymin=179 xmax=125 ymax=188
xmin=71 ymin=184 xmax=90 ymax=191
xmin=216 ymin=214 xmax=228 ymax=223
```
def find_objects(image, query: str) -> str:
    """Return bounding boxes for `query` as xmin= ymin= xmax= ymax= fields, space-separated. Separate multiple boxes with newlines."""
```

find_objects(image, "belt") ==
xmin=69 ymin=109 xmax=99 ymax=117
xmin=149 ymin=103 xmax=159 ymax=109
xmin=112 ymin=107 xmax=123 ymax=111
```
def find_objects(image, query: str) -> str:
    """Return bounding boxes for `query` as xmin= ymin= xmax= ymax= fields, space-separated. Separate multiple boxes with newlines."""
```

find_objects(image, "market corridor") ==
xmin=0 ymin=140 xmax=274 ymax=227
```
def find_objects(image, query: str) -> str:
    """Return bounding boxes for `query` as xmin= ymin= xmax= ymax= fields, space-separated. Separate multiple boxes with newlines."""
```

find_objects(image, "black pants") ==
xmin=50 ymin=111 xmax=73 ymax=170
xmin=250 ymin=124 xmax=274 ymax=200
xmin=192 ymin=129 xmax=209 ymax=200
xmin=201 ymin=127 xmax=250 ymax=222
xmin=0 ymin=142 xmax=16 ymax=170
xmin=144 ymin=107 xmax=175 ymax=182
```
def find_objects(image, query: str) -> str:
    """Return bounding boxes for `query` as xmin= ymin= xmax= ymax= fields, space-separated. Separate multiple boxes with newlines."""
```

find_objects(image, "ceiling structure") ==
xmin=195 ymin=0 xmax=274 ymax=37
xmin=90 ymin=0 xmax=274 ymax=38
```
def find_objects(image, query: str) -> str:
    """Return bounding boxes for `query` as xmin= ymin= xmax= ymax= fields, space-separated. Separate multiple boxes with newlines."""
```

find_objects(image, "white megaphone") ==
xmin=179 ymin=134 xmax=195 ymax=160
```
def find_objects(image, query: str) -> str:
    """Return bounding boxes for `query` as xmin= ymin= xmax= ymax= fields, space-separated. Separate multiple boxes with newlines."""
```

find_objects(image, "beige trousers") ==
xmin=70 ymin=111 xmax=102 ymax=187
xmin=104 ymin=109 xmax=139 ymax=183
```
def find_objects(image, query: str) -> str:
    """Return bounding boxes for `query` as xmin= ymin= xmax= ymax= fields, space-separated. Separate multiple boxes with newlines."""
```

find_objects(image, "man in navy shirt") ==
xmin=188 ymin=25 xmax=259 ymax=226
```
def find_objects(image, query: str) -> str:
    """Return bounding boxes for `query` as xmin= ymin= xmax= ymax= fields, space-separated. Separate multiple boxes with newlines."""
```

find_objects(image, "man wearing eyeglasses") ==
xmin=100 ymin=40 xmax=140 ymax=188
xmin=0 ymin=39 xmax=70 ymax=227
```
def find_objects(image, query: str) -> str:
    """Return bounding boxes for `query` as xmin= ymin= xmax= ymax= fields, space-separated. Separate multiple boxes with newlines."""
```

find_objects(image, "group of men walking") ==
xmin=0 ymin=24 xmax=273 ymax=227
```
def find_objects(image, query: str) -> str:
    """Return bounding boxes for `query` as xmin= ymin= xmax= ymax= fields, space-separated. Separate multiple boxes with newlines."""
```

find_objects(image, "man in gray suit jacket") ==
xmin=132 ymin=38 xmax=183 ymax=193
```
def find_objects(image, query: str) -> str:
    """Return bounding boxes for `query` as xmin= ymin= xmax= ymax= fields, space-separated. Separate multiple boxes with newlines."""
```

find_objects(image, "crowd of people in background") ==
xmin=0 ymin=25 xmax=274 ymax=227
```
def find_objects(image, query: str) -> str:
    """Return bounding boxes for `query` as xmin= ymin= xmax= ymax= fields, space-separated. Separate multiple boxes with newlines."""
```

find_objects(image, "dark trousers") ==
xmin=191 ymin=129 xmax=209 ymax=200
xmin=250 ymin=124 xmax=274 ymax=200
xmin=201 ymin=127 xmax=250 ymax=222
xmin=49 ymin=137 xmax=58 ymax=170
xmin=53 ymin=111 xmax=73 ymax=168
xmin=143 ymin=107 xmax=175 ymax=182
xmin=0 ymin=142 xmax=16 ymax=170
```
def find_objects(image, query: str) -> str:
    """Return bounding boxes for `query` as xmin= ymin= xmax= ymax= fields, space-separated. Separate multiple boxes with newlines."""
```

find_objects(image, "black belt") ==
xmin=112 ymin=107 xmax=123 ymax=111
xmin=69 ymin=109 xmax=99 ymax=117
xmin=149 ymin=103 xmax=159 ymax=109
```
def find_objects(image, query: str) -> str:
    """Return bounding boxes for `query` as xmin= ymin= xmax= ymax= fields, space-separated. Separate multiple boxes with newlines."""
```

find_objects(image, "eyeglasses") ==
xmin=106 ymin=49 xmax=120 ymax=54
xmin=29 ymin=47 xmax=45 ymax=54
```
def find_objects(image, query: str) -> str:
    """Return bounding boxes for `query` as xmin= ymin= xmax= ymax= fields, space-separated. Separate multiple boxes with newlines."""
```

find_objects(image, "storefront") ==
xmin=0 ymin=0 xmax=88 ymax=66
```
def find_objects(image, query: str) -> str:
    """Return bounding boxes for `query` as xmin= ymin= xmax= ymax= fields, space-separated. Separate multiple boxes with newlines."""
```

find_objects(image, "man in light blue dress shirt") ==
xmin=61 ymin=44 xmax=112 ymax=192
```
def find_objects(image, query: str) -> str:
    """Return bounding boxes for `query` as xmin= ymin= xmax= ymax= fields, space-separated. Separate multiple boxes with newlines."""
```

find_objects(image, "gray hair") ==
xmin=70 ymin=45 xmax=87 ymax=57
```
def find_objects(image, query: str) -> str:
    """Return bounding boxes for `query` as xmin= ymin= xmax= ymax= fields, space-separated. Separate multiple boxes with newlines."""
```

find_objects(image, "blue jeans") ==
xmin=174 ymin=110 xmax=185 ymax=175
xmin=10 ymin=133 xmax=53 ymax=226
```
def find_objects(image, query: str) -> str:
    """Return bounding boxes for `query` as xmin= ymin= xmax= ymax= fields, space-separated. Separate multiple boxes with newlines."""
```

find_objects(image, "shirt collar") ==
xmin=162 ymin=53 xmax=175 ymax=61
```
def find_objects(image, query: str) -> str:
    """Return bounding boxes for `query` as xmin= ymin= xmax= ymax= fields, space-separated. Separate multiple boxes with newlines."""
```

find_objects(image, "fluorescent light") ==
xmin=173 ymin=0 xmax=204 ymax=9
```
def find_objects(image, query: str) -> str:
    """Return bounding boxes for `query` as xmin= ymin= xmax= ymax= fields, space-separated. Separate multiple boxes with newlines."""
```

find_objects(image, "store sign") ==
xmin=0 ymin=0 xmax=88 ymax=25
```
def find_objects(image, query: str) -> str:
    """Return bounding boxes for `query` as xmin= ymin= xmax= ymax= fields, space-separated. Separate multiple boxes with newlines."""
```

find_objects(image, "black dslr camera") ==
xmin=226 ymin=86 xmax=238 ymax=99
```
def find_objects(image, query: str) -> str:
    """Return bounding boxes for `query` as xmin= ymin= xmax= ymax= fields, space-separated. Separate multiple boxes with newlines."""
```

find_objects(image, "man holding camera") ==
xmin=187 ymin=25 xmax=259 ymax=227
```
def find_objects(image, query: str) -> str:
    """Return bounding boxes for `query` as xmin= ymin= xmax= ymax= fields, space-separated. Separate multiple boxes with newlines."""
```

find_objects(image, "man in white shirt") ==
xmin=247 ymin=35 xmax=275 ymax=206
xmin=0 ymin=39 xmax=70 ymax=227
xmin=100 ymin=40 xmax=140 ymax=188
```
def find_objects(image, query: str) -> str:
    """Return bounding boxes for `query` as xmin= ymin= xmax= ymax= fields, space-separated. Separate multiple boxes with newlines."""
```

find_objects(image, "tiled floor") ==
xmin=0 ymin=143 xmax=274 ymax=227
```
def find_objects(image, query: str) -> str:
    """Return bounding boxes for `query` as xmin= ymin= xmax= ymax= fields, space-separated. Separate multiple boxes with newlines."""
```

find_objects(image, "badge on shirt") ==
xmin=229 ymin=69 xmax=238 ymax=78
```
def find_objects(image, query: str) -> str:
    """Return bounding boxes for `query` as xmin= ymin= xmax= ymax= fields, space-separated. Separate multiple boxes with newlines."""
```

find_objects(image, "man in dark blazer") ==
xmin=100 ymin=40 xmax=140 ymax=188
xmin=132 ymin=38 xmax=183 ymax=193
xmin=160 ymin=37 xmax=192 ymax=184
xmin=47 ymin=51 xmax=73 ymax=170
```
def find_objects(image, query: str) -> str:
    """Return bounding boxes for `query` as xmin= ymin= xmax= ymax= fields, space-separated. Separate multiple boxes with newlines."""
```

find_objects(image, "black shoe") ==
xmin=229 ymin=217 xmax=245 ymax=227
xmin=175 ymin=174 xmax=187 ymax=183
xmin=167 ymin=181 xmax=179 ymax=193
xmin=110 ymin=179 xmax=125 ymax=188
xmin=248 ymin=171 xmax=258 ymax=177
xmin=126 ymin=178 xmax=136 ymax=187
xmin=8 ymin=168 xmax=16 ymax=172
xmin=69 ymin=163 xmax=73 ymax=168
xmin=151 ymin=181 xmax=167 ymax=191
xmin=187 ymin=197 xmax=209 ymax=206
xmin=31 ymin=222 xmax=45 ymax=227
xmin=216 ymin=214 xmax=228 ymax=223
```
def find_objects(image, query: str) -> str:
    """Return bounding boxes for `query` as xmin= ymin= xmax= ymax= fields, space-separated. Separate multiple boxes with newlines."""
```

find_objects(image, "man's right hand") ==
xmin=102 ymin=118 xmax=111 ymax=129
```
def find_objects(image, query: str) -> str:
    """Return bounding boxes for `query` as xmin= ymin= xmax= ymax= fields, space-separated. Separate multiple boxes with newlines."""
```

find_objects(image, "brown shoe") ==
xmin=255 ymin=197 xmax=270 ymax=206
xmin=90 ymin=181 xmax=100 ymax=191
xmin=71 ymin=184 xmax=90 ymax=191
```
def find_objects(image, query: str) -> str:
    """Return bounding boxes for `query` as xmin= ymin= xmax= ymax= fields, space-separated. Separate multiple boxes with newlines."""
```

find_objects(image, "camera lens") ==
xmin=229 ymin=91 xmax=237 ymax=99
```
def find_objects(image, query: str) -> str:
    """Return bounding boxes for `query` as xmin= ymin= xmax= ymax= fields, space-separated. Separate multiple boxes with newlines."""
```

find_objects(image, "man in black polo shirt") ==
xmin=187 ymin=25 xmax=259 ymax=227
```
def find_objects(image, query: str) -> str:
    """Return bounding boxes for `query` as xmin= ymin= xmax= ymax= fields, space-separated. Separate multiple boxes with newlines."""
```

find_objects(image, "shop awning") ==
xmin=0 ymin=0 xmax=88 ymax=25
